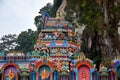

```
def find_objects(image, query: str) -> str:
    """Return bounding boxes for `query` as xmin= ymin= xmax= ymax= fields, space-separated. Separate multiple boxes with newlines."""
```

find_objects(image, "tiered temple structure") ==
xmin=0 ymin=0 xmax=120 ymax=80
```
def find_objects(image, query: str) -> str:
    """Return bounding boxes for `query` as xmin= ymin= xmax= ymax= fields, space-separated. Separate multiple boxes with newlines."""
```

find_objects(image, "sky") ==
xmin=0 ymin=0 xmax=53 ymax=38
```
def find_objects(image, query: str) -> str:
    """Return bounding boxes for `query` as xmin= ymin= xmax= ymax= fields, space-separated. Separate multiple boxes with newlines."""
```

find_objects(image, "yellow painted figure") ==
xmin=82 ymin=70 xmax=86 ymax=80
xmin=40 ymin=69 xmax=49 ymax=80
xmin=6 ymin=69 xmax=15 ymax=80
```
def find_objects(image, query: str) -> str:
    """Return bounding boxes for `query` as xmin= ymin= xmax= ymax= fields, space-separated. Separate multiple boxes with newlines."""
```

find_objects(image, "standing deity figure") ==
xmin=56 ymin=58 xmax=62 ymax=72
xmin=82 ymin=70 xmax=86 ymax=80
xmin=40 ymin=69 xmax=49 ymax=80
xmin=53 ymin=29 xmax=59 ymax=39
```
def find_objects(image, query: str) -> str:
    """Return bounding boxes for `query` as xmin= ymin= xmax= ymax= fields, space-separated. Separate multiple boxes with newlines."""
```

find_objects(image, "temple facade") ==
xmin=0 ymin=0 xmax=120 ymax=80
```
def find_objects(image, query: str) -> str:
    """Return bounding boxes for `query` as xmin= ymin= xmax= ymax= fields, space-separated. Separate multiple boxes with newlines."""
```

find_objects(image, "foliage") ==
xmin=50 ymin=0 xmax=63 ymax=17
xmin=15 ymin=29 xmax=38 ymax=52
xmin=65 ymin=0 xmax=120 ymax=66
xmin=0 ymin=34 xmax=17 ymax=52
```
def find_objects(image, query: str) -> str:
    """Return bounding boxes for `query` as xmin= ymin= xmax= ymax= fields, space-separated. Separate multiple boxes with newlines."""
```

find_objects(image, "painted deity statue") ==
xmin=6 ymin=69 xmax=15 ymax=80
xmin=40 ymin=44 xmax=49 ymax=58
xmin=40 ymin=69 xmax=49 ymax=80
xmin=56 ymin=58 xmax=62 ymax=72
xmin=68 ymin=29 xmax=76 ymax=41
xmin=82 ymin=70 xmax=86 ymax=80
xmin=68 ymin=47 xmax=74 ymax=58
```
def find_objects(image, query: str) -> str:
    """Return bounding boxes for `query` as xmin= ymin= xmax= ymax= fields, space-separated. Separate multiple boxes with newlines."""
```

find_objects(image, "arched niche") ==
xmin=38 ymin=65 xmax=50 ymax=80
xmin=78 ymin=65 xmax=90 ymax=80
xmin=2 ymin=64 xmax=18 ymax=80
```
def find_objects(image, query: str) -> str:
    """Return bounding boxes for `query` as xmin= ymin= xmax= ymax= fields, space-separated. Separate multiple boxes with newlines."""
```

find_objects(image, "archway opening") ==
xmin=78 ymin=65 xmax=90 ymax=80
xmin=3 ymin=66 xmax=18 ymax=80
xmin=38 ymin=65 xmax=50 ymax=80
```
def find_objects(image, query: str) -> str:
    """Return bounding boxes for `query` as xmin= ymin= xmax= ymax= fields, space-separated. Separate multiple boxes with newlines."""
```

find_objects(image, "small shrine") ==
xmin=99 ymin=64 xmax=109 ymax=80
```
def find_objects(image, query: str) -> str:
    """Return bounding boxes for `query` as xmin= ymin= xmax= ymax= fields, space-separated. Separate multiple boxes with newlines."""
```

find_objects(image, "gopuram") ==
xmin=0 ymin=0 xmax=120 ymax=80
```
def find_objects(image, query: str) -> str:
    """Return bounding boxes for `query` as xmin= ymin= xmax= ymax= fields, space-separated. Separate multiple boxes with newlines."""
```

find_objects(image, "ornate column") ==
xmin=66 ymin=76 xmax=68 ymax=80
xmin=60 ymin=76 xmax=62 ymax=80
xmin=75 ymin=69 xmax=78 ymax=80
xmin=90 ymin=72 xmax=93 ymax=80
xmin=50 ymin=72 xmax=53 ymax=80
xmin=22 ymin=76 xmax=26 ymax=80
xmin=72 ymin=71 xmax=75 ymax=80
xmin=53 ymin=71 xmax=57 ymax=80
xmin=36 ymin=72 xmax=38 ymax=80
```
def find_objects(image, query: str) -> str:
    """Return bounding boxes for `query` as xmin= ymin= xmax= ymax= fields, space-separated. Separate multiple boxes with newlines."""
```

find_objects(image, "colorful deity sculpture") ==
xmin=39 ymin=44 xmax=49 ymax=58
xmin=6 ymin=69 xmax=15 ymax=80
xmin=40 ymin=69 xmax=50 ymax=80
xmin=82 ymin=70 xmax=86 ymax=80
xmin=56 ymin=58 xmax=62 ymax=72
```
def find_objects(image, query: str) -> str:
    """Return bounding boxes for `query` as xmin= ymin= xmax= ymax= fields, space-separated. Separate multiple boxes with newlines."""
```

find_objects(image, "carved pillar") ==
xmin=90 ymin=72 xmax=93 ymax=80
xmin=60 ymin=76 xmax=62 ymax=80
xmin=72 ymin=71 xmax=75 ymax=80
xmin=36 ymin=72 xmax=38 ymax=80
xmin=75 ymin=69 xmax=78 ymax=80
xmin=66 ymin=76 xmax=68 ymax=80
xmin=22 ymin=76 xmax=26 ymax=80
xmin=53 ymin=71 xmax=57 ymax=80
xmin=50 ymin=72 xmax=53 ymax=80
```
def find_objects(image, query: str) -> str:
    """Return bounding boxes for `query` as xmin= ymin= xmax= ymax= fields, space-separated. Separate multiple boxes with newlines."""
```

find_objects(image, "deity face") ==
xmin=43 ymin=49 xmax=47 ymax=53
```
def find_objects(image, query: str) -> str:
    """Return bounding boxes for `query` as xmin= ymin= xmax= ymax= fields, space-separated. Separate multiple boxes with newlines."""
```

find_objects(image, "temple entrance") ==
xmin=3 ymin=66 xmax=18 ymax=80
xmin=38 ymin=65 xmax=50 ymax=80
xmin=117 ymin=66 xmax=120 ymax=80
xmin=78 ymin=65 xmax=90 ymax=80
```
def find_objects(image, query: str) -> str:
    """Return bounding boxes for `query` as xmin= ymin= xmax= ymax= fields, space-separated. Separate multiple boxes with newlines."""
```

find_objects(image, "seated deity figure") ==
xmin=6 ymin=69 xmax=15 ymax=80
xmin=39 ymin=32 xmax=44 ymax=38
xmin=40 ymin=44 xmax=49 ymax=58
xmin=68 ymin=47 xmax=74 ymax=58
xmin=53 ymin=29 xmax=59 ymax=39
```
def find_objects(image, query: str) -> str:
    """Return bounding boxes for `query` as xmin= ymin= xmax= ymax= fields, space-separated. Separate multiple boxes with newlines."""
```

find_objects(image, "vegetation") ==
xmin=0 ymin=0 xmax=62 ymax=53
xmin=0 ymin=34 xmax=17 ymax=52
xmin=15 ymin=29 xmax=38 ymax=52
xmin=65 ymin=0 xmax=120 ymax=67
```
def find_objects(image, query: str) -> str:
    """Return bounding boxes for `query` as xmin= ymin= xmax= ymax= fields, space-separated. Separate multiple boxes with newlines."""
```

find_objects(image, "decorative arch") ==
xmin=1 ymin=63 xmax=19 ymax=80
xmin=75 ymin=60 xmax=93 ymax=69
xmin=35 ymin=60 xmax=54 ymax=69
xmin=78 ymin=65 xmax=90 ymax=80
xmin=2 ymin=63 xmax=18 ymax=70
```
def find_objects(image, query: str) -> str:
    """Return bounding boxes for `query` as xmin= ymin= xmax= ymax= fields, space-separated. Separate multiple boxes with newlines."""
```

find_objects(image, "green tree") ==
xmin=50 ymin=0 xmax=63 ymax=17
xmin=0 ymin=34 xmax=17 ymax=52
xmin=15 ymin=29 xmax=38 ymax=52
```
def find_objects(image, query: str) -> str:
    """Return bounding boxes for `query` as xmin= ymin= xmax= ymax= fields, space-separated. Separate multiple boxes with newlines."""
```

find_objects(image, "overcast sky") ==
xmin=0 ymin=0 xmax=53 ymax=38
